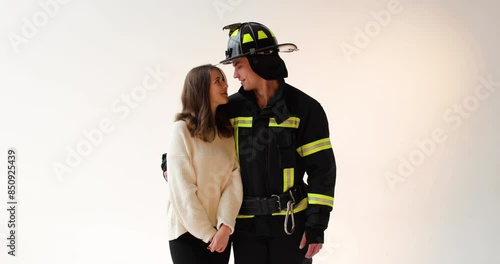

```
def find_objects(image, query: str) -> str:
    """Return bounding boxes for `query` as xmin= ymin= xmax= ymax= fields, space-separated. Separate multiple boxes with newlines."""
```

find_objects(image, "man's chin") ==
xmin=242 ymin=85 xmax=253 ymax=91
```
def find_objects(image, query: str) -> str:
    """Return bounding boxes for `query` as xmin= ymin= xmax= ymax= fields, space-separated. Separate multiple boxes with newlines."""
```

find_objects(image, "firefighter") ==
xmin=218 ymin=22 xmax=337 ymax=264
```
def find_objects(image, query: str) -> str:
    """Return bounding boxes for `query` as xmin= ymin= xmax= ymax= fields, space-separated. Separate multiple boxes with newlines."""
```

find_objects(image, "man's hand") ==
xmin=161 ymin=153 xmax=168 ymax=181
xmin=207 ymin=224 xmax=231 ymax=253
xmin=299 ymin=232 xmax=323 ymax=259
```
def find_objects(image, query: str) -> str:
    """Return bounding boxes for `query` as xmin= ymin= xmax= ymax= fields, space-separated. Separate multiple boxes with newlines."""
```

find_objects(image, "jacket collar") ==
xmin=237 ymin=79 xmax=290 ymax=124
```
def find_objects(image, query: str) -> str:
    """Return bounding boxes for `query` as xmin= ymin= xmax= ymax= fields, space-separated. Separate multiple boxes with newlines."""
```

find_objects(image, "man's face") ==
xmin=232 ymin=57 xmax=260 ymax=91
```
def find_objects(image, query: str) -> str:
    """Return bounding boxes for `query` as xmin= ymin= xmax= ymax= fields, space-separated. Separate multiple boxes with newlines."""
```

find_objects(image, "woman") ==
xmin=166 ymin=64 xmax=243 ymax=264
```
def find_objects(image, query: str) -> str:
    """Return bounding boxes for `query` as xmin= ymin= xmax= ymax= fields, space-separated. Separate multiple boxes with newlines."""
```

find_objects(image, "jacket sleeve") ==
xmin=297 ymin=101 xmax=336 ymax=244
xmin=216 ymin=156 xmax=243 ymax=234
xmin=167 ymin=123 xmax=217 ymax=243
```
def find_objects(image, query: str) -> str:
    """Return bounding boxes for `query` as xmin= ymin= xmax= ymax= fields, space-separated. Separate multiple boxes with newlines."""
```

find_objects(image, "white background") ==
xmin=1 ymin=0 xmax=499 ymax=263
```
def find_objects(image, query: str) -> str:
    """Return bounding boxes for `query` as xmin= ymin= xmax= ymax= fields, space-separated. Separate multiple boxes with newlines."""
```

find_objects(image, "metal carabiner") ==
xmin=284 ymin=190 xmax=296 ymax=235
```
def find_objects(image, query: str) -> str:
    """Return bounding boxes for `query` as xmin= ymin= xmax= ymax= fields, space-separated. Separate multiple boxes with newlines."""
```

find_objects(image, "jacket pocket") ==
xmin=274 ymin=128 xmax=296 ymax=168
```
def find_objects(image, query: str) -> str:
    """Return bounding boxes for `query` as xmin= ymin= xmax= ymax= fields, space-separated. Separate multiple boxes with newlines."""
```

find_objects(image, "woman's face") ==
xmin=209 ymin=69 xmax=229 ymax=111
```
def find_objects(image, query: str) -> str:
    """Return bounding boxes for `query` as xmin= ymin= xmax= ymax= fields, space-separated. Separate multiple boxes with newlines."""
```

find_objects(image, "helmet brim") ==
xmin=220 ymin=43 xmax=299 ymax=64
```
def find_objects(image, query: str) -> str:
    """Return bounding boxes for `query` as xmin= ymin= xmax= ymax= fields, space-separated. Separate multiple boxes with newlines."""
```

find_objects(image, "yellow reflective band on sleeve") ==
xmin=237 ymin=215 xmax=255 ymax=219
xmin=308 ymin=193 xmax=334 ymax=207
xmin=269 ymin=117 xmax=300 ymax=128
xmin=283 ymin=168 xmax=294 ymax=192
xmin=231 ymin=29 xmax=239 ymax=37
xmin=257 ymin=30 xmax=268 ymax=40
xmin=230 ymin=117 xmax=253 ymax=128
xmin=272 ymin=198 xmax=308 ymax=216
xmin=242 ymin=33 xmax=254 ymax=44
xmin=296 ymin=138 xmax=332 ymax=157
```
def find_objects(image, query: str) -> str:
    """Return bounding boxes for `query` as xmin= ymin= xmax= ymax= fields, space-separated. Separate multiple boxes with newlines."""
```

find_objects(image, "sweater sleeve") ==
xmin=216 ymin=156 xmax=243 ymax=233
xmin=167 ymin=122 xmax=217 ymax=243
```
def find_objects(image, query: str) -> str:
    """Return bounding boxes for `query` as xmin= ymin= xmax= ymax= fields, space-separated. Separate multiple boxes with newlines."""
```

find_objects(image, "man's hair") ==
xmin=175 ymin=64 xmax=233 ymax=142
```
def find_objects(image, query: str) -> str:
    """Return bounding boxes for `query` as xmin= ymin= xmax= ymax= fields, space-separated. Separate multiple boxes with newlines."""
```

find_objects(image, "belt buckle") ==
xmin=270 ymin=194 xmax=281 ymax=212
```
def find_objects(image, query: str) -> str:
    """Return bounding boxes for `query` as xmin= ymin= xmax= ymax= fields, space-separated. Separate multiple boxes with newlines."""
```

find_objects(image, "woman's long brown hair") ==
xmin=175 ymin=64 xmax=233 ymax=142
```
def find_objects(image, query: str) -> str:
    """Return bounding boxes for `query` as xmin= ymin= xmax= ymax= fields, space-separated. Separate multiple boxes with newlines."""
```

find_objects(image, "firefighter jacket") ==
xmin=221 ymin=79 xmax=336 ymax=244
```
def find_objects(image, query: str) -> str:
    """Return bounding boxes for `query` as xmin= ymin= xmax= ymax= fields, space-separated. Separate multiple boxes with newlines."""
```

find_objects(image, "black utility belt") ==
xmin=239 ymin=183 xmax=307 ymax=215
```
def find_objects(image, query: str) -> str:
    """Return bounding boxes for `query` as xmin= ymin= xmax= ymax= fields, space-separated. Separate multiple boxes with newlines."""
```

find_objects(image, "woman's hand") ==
xmin=207 ymin=224 xmax=231 ymax=253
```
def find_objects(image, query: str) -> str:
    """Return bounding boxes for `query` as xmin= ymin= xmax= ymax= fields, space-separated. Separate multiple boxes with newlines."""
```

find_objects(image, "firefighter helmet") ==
xmin=220 ymin=22 xmax=298 ymax=64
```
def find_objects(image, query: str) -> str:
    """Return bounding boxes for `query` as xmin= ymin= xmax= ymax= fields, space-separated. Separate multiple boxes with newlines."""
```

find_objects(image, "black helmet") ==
xmin=220 ymin=22 xmax=298 ymax=64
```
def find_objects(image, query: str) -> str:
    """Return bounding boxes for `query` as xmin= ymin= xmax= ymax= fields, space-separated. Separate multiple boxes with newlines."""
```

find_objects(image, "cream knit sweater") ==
xmin=166 ymin=120 xmax=243 ymax=243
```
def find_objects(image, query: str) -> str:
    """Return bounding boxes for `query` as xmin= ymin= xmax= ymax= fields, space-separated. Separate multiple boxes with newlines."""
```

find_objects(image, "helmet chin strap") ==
xmin=248 ymin=53 xmax=288 ymax=80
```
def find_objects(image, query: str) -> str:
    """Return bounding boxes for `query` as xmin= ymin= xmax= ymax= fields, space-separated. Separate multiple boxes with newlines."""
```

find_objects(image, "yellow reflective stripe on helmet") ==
xmin=231 ymin=29 xmax=239 ymax=37
xmin=296 ymin=138 xmax=332 ymax=157
xmin=269 ymin=117 xmax=300 ymax=128
xmin=272 ymin=198 xmax=308 ymax=216
xmin=308 ymin=193 xmax=334 ymax=207
xmin=283 ymin=168 xmax=294 ymax=192
xmin=242 ymin=33 xmax=254 ymax=44
xmin=257 ymin=30 xmax=268 ymax=40
xmin=230 ymin=117 xmax=253 ymax=128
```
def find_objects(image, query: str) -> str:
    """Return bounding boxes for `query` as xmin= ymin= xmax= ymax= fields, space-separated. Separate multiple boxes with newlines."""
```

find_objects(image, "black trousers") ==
xmin=169 ymin=232 xmax=231 ymax=264
xmin=232 ymin=229 xmax=311 ymax=264
xmin=232 ymin=212 xmax=313 ymax=264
